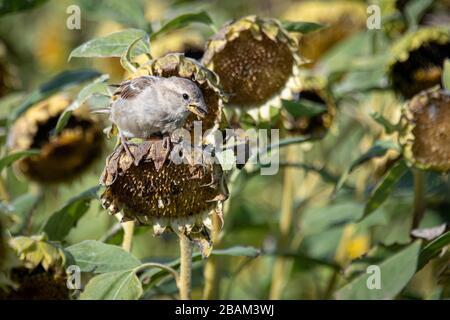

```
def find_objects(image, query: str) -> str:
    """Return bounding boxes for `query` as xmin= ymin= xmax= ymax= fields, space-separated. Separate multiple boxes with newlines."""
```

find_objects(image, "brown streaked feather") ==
xmin=114 ymin=76 xmax=156 ymax=100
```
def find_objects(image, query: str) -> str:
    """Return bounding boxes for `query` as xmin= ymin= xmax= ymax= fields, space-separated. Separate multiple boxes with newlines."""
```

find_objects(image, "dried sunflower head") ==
xmin=202 ymin=15 xmax=302 ymax=120
xmin=8 ymin=94 xmax=104 ymax=183
xmin=388 ymin=27 xmax=450 ymax=99
xmin=0 ymin=235 xmax=69 ymax=300
xmin=100 ymin=139 xmax=228 ymax=255
xmin=133 ymin=53 xmax=225 ymax=135
xmin=282 ymin=0 xmax=366 ymax=66
xmin=399 ymin=88 xmax=450 ymax=172
xmin=281 ymin=74 xmax=336 ymax=138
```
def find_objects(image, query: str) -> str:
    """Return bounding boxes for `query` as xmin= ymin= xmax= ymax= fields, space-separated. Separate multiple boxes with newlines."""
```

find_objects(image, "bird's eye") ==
xmin=182 ymin=93 xmax=189 ymax=100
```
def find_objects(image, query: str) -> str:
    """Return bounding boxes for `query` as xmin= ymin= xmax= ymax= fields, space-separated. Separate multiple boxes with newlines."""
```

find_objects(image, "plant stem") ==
xmin=202 ymin=213 xmax=222 ymax=299
xmin=269 ymin=145 xmax=296 ymax=300
xmin=179 ymin=233 xmax=193 ymax=300
xmin=412 ymin=169 xmax=426 ymax=230
xmin=121 ymin=221 xmax=135 ymax=253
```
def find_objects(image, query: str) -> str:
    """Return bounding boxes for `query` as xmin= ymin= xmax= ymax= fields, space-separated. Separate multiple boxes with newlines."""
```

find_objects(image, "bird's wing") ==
xmin=113 ymin=76 xmax=158 ymax=100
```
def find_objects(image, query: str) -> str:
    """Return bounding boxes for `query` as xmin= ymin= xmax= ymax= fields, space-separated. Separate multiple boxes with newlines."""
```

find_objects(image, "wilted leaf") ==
xmin=281 ymin=21 xmax=326 ymax=34
xmin=54 ymin=75 xmax=110 ymax=134
xmin=282 ymin=99 xmax=327 ymax=118
xmin=10 ymin=70 xmax=101 ymax=121
xmin=80 ymin=270 xmax=143 ymax=300
xmin=9 ymin=235 xmax=66 ymax=271
xmin=150 ymin=11 xmax=214 ymax=40
xmin=0 ymin=150 xmax=40 ymax=173
xmin=65 ymin=240 xmax=141 ymax=273
xmin=0 ymin=0 xmax=48 ymax=16
xmin=363 ymin=160 xmax=409 ymax=218
xmin=42 ymin=186 xmax=100 ymax=241
xmin=69 ymin=29 xmax=149 ymax=60
xmin=335 ymin=241 xmax=421 ymax=299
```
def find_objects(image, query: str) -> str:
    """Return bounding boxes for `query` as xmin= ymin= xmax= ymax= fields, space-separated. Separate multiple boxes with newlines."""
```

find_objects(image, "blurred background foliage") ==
xmin=0 ymin=0 xmax=449 ymax=300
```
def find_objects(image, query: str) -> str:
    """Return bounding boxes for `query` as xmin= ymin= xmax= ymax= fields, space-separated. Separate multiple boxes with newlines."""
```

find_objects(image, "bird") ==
xmin=94 ymin=75 xmax=208 ymax=158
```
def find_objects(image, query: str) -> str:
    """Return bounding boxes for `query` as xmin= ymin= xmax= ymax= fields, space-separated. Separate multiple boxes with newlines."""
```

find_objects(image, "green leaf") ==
xmin=42 ymin=186 xmax=100 ymax=241
xmin=363 ymin=160 xmax=409 ymax=218
xmin=76 ymin=0 xmax=148 ymax=30
xmin=281 ymin=21 xmax=326 ymax=34
xmin=334 ymin=140 xmax=399 ymax=195
xmin=335 ymin=241 xmax=421 ymax=300
xmin=212 ymin=246 xmax=260 ymax=258
xmin=282 ymin=99 xmax=327 ymax=118
xmin=10 ymin=193 xmax=42 ymax=234
xmin=10 ymin=70 xmax=101 ymax=122
xmin=418 ymin=231 xmax=450 ymax=269
xmin=0 ymin=150 xmax=40 ymax=173
xmin=151 ymin=11 xmax=214 ymax=41
xmin=69 ymin=29 xmax=150 ymax=60
xmin=371 ymin=112 xmax=400 ymax=134
xmin=0 ymin=0 xmax=48 ymax=16
xmin=54 ymin=75 xmax=110 ymax=134
xmin=65 ymin=240 xmax=141 ymax=273
xmin=80 ymin=270 xmax=143 ymax=300
xmin=443 ymin=59 xmax=450 ymax=91
xmin=405 ymin=0 xmax=433 ymax=29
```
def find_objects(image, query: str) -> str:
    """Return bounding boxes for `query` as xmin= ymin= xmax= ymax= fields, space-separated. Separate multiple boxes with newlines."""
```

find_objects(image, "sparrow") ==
xmin=96 ymin=75 xmax=208 ymax=158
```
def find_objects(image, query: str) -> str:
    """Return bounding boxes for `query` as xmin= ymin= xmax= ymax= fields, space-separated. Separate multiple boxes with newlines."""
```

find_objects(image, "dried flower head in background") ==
xmin=8 ymin=94 xmax=104 ymax=183
xmin=281 ymin=74 xmax=336 ymax=138
xmin=282 ymin=0 xmax=366 ymax=66
xmin=100 ymin=139 xmax=228 ymax=256
xmin=0 ymin=42 xmax=20 ymax=97
xmin=202 ymin=15 xmax=302 ymax=122
xmin=388 ymin=27 xmax=450 ymax=99
xmin=399 ymin=88 xmax=450 ymax=172
xmin=0 ymin=235 xmax=69 ymax=300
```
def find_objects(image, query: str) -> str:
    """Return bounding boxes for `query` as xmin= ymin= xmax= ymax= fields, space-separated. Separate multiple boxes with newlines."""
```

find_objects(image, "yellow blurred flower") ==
xmin=335 ymin=224 xmax=370 ymax=265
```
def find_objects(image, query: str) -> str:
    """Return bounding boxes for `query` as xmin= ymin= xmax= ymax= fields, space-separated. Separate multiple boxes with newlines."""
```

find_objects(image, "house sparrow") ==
xmin=97 ymin=75 xmax=208 ymax=157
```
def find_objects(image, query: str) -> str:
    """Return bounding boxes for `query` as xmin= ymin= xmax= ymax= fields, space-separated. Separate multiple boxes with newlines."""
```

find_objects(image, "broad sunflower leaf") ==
xmin=65 ymin=240 xmax=141 ymax=273
xmin=80 ymin=270 xmax=143 ymax=300
xmin=150 ymin=11 xmax=214 ymax=40
xmin=335 ymin=241 xmax=421 ymax=299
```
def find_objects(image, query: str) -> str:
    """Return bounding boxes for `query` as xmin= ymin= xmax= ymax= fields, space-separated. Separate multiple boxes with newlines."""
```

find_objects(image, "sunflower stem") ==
xmin=121 ymin=221 xmax=135 ymax=253
xmin=412 ymin=169 xmax=426 ymax=230
xmin=179 ymin=233 xmax=193 ymax=300
xmin=202 ymin=213 xmax=222 ymax=299
xmin=269 ymin=144 xmax=296 ymax=300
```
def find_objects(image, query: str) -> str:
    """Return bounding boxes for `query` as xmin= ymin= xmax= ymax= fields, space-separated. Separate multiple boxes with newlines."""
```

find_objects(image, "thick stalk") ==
xmin=202 ymin=213 xmax=222 ymax=299
xmin=269 ymin=145 xmax=296 ymax=300
xmin=412 ymin=170 xmax=426 ymax=230
xmin=179 ymin=233 xmax=193 ymax=300
xmin=121 ymin=221 xmax=135 ymax=253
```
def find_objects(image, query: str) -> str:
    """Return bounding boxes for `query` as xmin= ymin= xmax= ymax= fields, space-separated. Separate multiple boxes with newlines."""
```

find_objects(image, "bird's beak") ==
xmin=188 ymin=104 xmax=207 ymax=118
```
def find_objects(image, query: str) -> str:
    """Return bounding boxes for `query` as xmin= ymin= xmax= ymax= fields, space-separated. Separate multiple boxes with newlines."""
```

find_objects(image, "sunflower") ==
xmin=8 ymin=94 xmax=104 ymax=183
xmin=100 ymin=139 xmax=228 ymax=256
xmin=399 ymin=88 xmax=450 ymax=172
xmin=202 ymin=15 xmax=302 ymax=122
xmin=388 ymin=27 xmax=449 ymax=99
